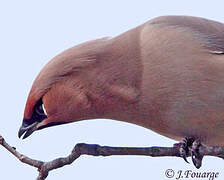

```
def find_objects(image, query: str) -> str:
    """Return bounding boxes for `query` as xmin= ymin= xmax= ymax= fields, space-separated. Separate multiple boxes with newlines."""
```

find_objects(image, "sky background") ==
xmin=1 ymin=0 xmax=224 ymax=179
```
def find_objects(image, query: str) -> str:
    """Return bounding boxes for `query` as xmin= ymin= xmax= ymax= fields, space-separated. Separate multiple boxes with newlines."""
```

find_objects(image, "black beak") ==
xmin=18 ymin=121 xmax=38 ymax=139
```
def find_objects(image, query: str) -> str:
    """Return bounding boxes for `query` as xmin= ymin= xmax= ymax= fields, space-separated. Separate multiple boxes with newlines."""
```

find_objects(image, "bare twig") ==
xmin=1 ymin=135 xmax=224 ymax=180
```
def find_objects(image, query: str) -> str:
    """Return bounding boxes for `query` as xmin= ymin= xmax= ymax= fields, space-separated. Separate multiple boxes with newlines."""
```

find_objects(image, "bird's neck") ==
xmin=85 ymin=26 xmax=143 ymax=123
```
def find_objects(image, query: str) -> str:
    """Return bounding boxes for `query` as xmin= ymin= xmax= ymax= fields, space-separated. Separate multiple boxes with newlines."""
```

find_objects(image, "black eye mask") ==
xmin=18 ymin=98 xmax=47 ymax=139
xmin=31 ymin=98 xmax=47 ymax=123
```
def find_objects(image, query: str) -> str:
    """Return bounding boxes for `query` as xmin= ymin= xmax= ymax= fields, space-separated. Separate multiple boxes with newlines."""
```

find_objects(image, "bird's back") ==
xmin=134 ymin=16 xmax=224 ymax=146
xmin=148 ymin=16 xmax=224 ymax=54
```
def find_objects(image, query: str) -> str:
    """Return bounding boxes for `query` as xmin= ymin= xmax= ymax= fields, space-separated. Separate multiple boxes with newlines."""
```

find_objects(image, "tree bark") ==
xmin=0 ymin=135 xmax=224 ymax=180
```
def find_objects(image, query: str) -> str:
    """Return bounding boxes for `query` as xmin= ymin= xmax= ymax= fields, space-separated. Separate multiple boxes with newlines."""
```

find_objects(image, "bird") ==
xmin=18 ymin=15 xmax=224 ymax=166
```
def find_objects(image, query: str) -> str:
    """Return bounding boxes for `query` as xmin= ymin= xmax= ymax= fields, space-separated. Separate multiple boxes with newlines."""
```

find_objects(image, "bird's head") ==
xmin=18 ymin=38 xmax=108 ymax=139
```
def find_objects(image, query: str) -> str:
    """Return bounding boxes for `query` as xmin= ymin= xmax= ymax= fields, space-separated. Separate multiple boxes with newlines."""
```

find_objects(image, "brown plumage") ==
xmin=19 ymin=15 xmax=224 ymax=147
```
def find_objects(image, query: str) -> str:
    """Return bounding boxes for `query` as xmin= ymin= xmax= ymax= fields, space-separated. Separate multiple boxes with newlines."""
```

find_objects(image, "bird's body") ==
xmin=19 ymin=16 xmax=224 ymax=146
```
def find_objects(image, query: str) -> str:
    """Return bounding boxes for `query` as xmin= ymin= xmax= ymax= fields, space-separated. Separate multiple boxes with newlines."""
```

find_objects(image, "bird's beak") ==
xmin=18 ymin=121 xmax=39 ymax=139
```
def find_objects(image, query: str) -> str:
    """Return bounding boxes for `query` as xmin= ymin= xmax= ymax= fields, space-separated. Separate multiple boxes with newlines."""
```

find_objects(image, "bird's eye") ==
xmin=35 ymin=102 xmax=47 ymax=116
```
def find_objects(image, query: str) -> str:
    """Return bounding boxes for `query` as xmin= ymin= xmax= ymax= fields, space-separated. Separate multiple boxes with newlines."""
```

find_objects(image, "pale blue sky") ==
xmin=1 ymin=0 xmax=224 ymax=179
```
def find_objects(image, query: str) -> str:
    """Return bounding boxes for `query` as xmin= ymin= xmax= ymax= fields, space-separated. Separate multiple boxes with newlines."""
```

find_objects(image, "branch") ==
xmin=1 ymin=135 xmax=224 ymax=180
